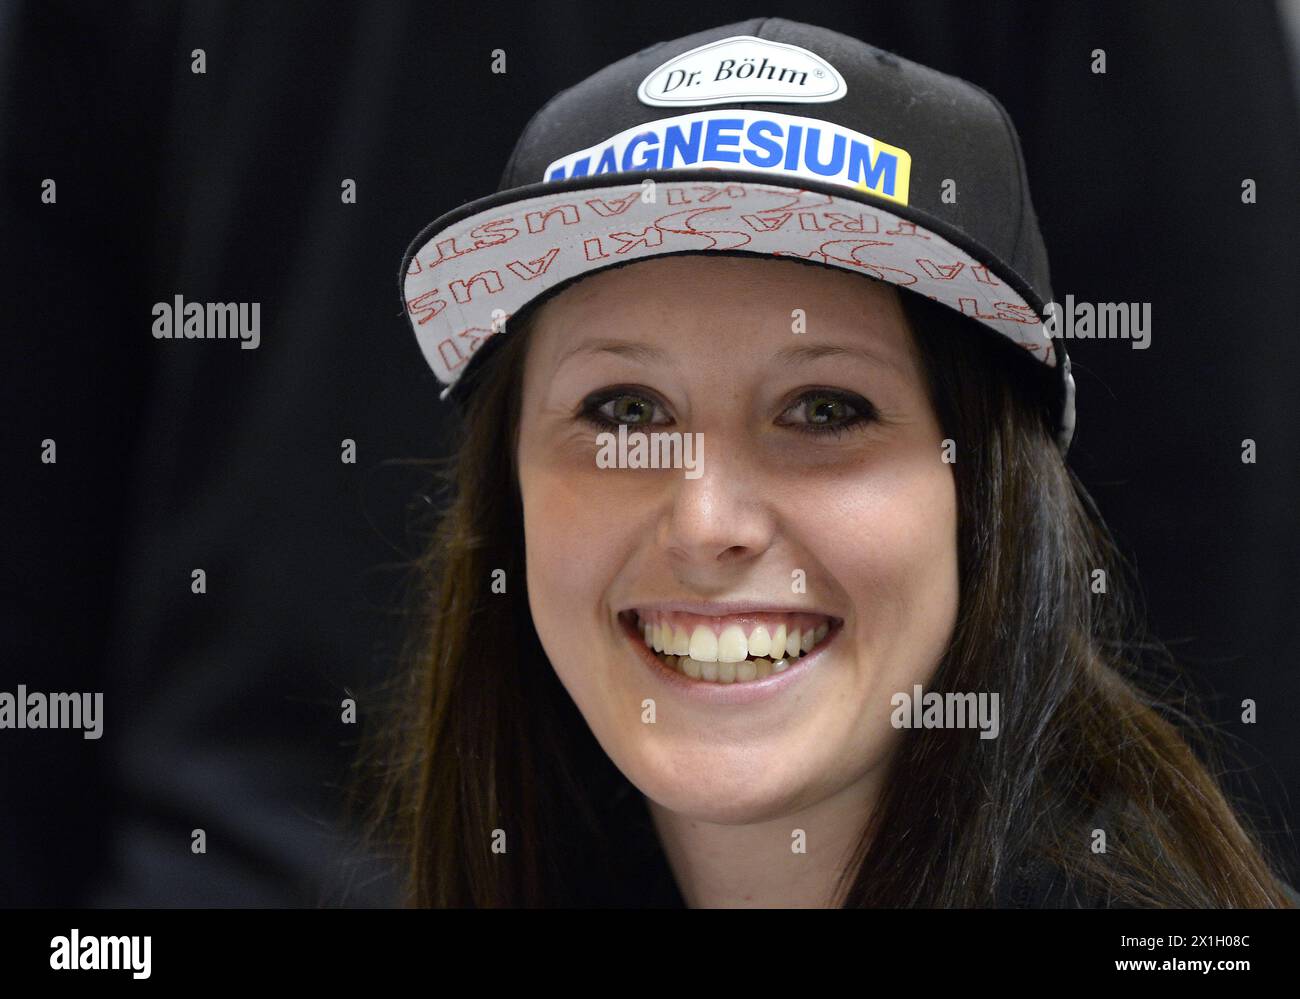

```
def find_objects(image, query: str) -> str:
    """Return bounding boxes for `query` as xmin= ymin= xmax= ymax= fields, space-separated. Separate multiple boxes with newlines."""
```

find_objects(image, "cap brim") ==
xmin=398 ymin=166 xmax=1074 ymax=449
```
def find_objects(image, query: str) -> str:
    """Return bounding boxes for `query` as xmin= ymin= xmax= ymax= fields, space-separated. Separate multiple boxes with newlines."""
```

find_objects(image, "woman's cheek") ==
xmin=521 ymin=461 xmax=628 ymax=623
xmin=798 ymin=455 xmax=956 ymax=654
xmin=523 ymin=470 xmax=584 ymax=592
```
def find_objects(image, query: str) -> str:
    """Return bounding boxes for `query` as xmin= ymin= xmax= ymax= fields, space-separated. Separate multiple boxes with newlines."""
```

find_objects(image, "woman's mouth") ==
xmin=617 ymin=607 xmax=841 ymax=686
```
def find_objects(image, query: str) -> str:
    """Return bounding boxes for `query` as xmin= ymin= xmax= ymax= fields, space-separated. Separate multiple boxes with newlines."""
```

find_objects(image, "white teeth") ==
xmin=717 ymin=625 xmax=748 ymax=662
xmin=689 ymin=625 xmax=719 ymax=662
xmin=635 ymin=611 xmax=835 ymax=684
xmin=657 ymin=652 xmax=793 ymax=683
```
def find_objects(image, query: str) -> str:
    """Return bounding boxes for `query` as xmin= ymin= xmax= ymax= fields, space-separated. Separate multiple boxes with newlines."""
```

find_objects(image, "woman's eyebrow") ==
xmin=554 ymin=337 xmax=905 ymax=376
xmin=556 ymin=337 xmax=672 ymax=368
xmin=773 ymin=341 xmax=906 ymax=377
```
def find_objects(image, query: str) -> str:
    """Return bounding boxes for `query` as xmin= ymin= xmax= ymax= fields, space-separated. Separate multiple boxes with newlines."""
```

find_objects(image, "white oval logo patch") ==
xmin=637 ymin=35 xmax=847 ymax=107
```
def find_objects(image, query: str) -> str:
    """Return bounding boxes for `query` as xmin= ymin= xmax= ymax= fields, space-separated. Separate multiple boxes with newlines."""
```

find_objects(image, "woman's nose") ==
xmin=656 ymin=436 xmax=777 ymax=569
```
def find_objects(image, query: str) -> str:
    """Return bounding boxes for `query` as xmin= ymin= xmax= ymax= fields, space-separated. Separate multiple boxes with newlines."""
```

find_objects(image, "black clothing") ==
xmin=615 ymin=783 xmax=1300 ymax=908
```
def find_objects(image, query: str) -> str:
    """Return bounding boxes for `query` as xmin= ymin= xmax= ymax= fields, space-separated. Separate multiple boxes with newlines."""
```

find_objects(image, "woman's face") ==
xmin=516 ymin=255 xmax=959 ymax=823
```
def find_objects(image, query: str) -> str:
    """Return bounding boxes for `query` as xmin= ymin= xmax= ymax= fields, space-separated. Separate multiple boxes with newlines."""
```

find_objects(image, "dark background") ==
xmin=3 ymin=0 xmax=1298 ymax=906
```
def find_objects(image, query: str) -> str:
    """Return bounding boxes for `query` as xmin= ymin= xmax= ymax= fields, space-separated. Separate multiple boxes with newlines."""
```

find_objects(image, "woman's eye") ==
xmin=778 ymin=390 xmax=876 ymax=436
xmin=579 ymin=389 xmax=671 ymax=428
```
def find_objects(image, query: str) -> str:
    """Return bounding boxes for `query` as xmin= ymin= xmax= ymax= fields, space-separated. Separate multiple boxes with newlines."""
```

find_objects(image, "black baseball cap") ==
xmin=398 ymin=16 xmax=1076 ymax=452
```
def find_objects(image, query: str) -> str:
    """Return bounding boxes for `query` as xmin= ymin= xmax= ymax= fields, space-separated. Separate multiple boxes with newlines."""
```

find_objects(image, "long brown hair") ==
xmin=351 ymin=272 xmax=1296 ymax=907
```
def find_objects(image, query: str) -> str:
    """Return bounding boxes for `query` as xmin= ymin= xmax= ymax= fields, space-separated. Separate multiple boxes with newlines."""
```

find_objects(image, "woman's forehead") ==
xmin=532 ymin=254 xmax=910 ymax=351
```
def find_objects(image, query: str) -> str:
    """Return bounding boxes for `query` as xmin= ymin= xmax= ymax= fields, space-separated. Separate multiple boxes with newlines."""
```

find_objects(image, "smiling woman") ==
xmin=354 ymin=251 xmax=1296 ymax=907
xmin=357 ymin=18 xmax=1299 ymax=908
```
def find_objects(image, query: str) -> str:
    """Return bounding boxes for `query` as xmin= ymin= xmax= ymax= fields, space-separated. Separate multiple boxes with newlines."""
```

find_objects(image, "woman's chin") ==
xmin=644 ymin=787 xmax=793 ymax=826
xmin=618 ymin=747 xmax=818 ymax=825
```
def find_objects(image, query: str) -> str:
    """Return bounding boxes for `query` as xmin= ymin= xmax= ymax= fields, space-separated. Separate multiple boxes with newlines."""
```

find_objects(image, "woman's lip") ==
xmin=617 ymin=610 xmax=840 ymax=705
xmin=622 ymin=599 xmax=842 ymax=620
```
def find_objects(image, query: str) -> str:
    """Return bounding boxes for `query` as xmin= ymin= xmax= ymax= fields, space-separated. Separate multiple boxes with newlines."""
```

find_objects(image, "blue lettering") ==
xmin=593 ymin=146 xmax=619 ymax=174
xmin=782 ymin=125 xmax=803 ymax=170
xmin=551 ymin=157 xmax=590 ymax=180
xmin=623 ymin=131 xmax=660 ymax=171
xmin=662 ymin=121 xmax=702 ymax=168
xmin=847 ymin=140 xmax=897 ymax=196
xmin=803 ymin=128 xmax=846 ymax=177
xmin=743 ymin=119 xmax=784 ymax=169
xmin=703 ymin=117 xmax=743 ymax=163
